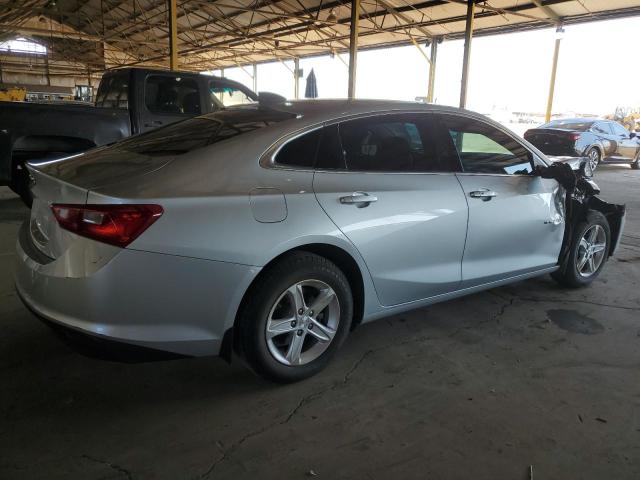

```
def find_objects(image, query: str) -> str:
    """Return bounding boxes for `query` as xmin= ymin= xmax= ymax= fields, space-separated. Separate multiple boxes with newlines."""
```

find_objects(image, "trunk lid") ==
xmin=26 ymin=164 xmax=89 ymax=260
xmin=25 ymin=146 xmax=173 ymax=260
xmin=524 ymin=128 xmax=578 ymax=156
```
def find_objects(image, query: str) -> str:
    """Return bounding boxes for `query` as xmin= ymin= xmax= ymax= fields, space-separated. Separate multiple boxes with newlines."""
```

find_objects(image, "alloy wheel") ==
xmin=576 ymin=224 xmax=607 ymax=277
xmin=588 ymin=149 xmax=600 ymax=172
xmin=265 ymin=279 xmax=340 ymax=366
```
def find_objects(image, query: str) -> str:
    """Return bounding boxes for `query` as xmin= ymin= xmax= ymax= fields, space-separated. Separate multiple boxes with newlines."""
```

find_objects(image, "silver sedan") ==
xmin=15 ymin=100 xmax=624 ymax=382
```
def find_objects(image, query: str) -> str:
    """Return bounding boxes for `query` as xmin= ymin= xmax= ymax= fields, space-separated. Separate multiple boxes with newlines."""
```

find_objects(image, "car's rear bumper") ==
xmin=15 ymin=222 xmax=259 ymax=358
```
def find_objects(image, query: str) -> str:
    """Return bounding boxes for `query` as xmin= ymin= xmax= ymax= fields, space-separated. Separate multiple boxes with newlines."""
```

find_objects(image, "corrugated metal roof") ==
xmin=0 ymin=0 xmax=638 ymax=74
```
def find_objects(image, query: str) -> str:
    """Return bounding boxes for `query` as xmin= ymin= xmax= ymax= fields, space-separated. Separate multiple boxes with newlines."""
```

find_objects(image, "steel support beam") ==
xmin=294 ymin=57 xmax=300 ymax=99
xmin=253 ymin=63 xmax=258 ymax=92
xmin=168 ymin=0 xmax=179 ymax=70
xmin=459 ymin=0 xmax=474 ymax=108
xmin=427 ymin=38 xmax=439 ymax=103
xmin=545 ymin=30 xmax=563 ymax=123
xmin=348 ymin=0 xmax=360 ymax=99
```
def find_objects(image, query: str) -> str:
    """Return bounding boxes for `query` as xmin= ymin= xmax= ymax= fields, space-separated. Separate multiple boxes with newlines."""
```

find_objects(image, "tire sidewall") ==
xmin=587 ymin=147 xmax=601 ymax=171
xmin=565 ymin=212 xmax=610 ymax=287
xmin=240 ymin=253 xmax=353 ymax=382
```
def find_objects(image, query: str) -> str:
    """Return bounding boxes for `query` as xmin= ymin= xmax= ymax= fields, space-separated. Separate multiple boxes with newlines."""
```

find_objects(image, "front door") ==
xmin=608 ymin=121 xmax=639 ymax=160
xmin=312 ymin=115 xmax=468 ymax=307
xmin=436 ymin=113 xmax=565 ymax=287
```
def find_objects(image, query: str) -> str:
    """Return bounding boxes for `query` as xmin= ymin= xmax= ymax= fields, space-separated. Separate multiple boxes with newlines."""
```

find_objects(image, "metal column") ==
xmin=294 ymin=57 xmax=300 ymax=99
xmin=459 ymin=0 xmax=475 ymax=109
xmin=545 ymin=27 xmax=563 ymax=123
xmin=427 ymin=38 xmax=439 ymax=103
xmin=348 ymin=0 xmax=360 ymax=99
xmin=168 ymin=0 xmax=178 ymax=70
xmin=253 ymin=64 xmax=258 ymax=93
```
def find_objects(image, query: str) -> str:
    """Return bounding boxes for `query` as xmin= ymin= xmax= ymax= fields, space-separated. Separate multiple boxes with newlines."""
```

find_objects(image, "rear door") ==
xmin=312 ymin=113 xmax=468 ymax=307
xmin=138 ymin=73 xmax=202 ymax=133
xmin=436 ymin=113 xmax=564 ymax=288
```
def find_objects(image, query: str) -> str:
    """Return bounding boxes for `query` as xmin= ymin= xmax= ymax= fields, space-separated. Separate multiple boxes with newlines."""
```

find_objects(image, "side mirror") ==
xmin=630 ymin=132 xmax=636 ymax=139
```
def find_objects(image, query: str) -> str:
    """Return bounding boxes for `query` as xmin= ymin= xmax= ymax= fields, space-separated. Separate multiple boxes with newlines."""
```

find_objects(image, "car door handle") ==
xmin=469 ymin=189 xmax=497 ymax=201
xmin=339 ymin=192 xmax=378 ymax=207
xmin=144 ymin=120 xmax=163 ymax=127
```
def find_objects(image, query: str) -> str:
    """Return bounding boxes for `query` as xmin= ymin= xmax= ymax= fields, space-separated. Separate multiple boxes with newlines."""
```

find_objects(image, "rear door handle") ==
xmin=144 ymin=120 xmax=163 ymax=127
xmin=469 ymin=189 xmax=497 ymax=201
xmin=339 ymin=192 xmax=378 ymax=207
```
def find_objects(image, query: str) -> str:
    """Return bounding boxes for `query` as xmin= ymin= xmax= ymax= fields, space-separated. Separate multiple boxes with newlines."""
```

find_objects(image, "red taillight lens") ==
xmin=570 ymin=133 xmax=580 ymax=141
xmin=51 ymin=204 xmax=163 ymax=248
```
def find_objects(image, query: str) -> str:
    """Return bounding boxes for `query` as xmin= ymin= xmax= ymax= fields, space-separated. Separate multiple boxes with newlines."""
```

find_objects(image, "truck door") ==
xmin=138 ymin=73 xmax=202 ymax=133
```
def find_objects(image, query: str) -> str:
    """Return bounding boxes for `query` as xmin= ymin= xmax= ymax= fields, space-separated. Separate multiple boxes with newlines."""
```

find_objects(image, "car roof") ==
xmin=548 ymin=117 xmax=600 ymax=124
xmin=223 ymin=99 xmax=475 ymax=130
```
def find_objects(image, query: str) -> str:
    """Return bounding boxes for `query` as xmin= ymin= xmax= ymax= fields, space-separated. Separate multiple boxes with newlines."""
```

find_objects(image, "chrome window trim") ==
xmin=259 ymin=107 xmax=548 ymax=175
xmin=260 ymin=108 xmax=456 ymax=174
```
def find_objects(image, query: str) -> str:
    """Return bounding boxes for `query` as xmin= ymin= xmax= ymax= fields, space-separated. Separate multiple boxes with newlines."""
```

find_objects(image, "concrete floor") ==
xmin=1 ymin=166 xmax=639 ymax=480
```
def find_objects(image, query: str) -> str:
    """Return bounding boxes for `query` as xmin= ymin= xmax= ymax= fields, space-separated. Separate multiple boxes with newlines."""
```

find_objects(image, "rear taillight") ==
xmin=51 ymin=204 xmax=163 ymax=248
xmin=570 ymin=133 xmax=580 ymax=141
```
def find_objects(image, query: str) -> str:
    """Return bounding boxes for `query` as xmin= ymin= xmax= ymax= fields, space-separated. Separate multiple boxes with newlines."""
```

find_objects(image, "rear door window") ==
xmin=95 ymin=73 xmax=129 ymax=108
xmin=314 ymin=113 xmax=452 ymax=172
xmin=592 ymin=123 xmax=611 ymax=135
xmin=145 ymin=75 xmax=201 ymax=115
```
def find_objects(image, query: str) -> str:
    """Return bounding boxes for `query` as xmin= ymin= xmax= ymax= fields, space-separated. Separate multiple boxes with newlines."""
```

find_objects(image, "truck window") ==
xmin=95 ymin=73 xmax=129 ymax=108
xmin=209 ymin=81 xmax=255 ymax=108
xmin=145 ymin=75 xmax=201 ymax=115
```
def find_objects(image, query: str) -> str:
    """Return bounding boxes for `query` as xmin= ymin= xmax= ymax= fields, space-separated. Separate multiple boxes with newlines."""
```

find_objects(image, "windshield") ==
xmin=117 ymin=109 xmax=296 ymax=156
xmin=540 ymin=120 xmax=594 ymax=131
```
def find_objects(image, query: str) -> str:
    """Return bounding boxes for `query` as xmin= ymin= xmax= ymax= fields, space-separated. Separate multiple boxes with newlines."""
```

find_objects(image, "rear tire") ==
xmin=586 ymin=147 xmax=601 ymax=172
xmin=552 ymin=211 xmax=610 ymax=288
xmin=237 ymin=251 xmax=353 ymax=383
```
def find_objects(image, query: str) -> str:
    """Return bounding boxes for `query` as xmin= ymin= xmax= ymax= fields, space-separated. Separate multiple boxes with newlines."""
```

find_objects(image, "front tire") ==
xmin=237 ymin=251 xmax=353 ymax=383
xmin=552 ymin=211 xmax=610 ymax=288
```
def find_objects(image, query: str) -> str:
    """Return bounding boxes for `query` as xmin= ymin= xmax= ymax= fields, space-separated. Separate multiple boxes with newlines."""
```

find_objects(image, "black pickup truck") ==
xmin=0 ymin=67 xmax=258 ymax=203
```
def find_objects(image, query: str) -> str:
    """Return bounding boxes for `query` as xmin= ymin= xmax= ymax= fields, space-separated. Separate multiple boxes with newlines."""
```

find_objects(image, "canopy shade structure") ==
xmin=0 ymin=0 xmax=639 ymax=75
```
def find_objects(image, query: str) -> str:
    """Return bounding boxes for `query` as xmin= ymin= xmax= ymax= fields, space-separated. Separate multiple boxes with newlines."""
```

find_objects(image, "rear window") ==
xmin=95 ymin=73 xmax=129 ymax=108
xmin=541 ymin=120 xmax=594 ymax=131
xmin=118 ymin=109 xmax=297 ymax=156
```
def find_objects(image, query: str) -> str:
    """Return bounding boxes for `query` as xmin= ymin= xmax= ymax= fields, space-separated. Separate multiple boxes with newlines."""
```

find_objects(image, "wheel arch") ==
xmin=221 ymin=242 xmax=368 ymax=361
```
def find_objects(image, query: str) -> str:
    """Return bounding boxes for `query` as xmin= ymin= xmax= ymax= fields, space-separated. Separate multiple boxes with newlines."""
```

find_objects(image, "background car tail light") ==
xmin=51 ymin=204 xmax=163 ymax=247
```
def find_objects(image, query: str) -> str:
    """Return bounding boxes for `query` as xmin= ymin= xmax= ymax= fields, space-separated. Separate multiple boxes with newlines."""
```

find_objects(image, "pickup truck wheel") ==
xmin=552 ymin=211 xmax=610 ymax=288
xmin=237 ymin=251 xmax=353 ymax=383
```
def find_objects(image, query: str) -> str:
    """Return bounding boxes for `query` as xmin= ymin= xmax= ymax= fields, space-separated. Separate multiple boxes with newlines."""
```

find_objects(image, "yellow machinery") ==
xmin=605 ymin=107 xmax=640 ymax=132
xmin=0 ymin=86 xmax=27 ymax=102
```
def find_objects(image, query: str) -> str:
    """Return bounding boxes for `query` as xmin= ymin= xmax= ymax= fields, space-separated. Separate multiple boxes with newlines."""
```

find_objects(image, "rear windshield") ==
xmin=540 ymin=120 xmax=594 ymax=131
xmin=119 ymin=108 xmax=296 ymax=156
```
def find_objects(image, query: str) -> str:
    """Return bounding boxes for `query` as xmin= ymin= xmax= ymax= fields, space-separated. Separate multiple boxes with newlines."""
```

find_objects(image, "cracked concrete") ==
xmin=1 ymin=166 xmax=640 ymax=480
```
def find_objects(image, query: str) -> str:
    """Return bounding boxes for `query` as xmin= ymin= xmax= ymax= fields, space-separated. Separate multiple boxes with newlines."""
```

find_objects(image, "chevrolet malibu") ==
xmin=15 ymin=100 xmax=625 ymax=382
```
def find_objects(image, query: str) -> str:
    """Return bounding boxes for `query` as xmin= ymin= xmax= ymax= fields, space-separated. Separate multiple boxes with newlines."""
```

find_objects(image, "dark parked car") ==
xmin=0 ymin=67 xmax=258 ymax=204
xmin=524 ymin=118 xmax=640 ymax=172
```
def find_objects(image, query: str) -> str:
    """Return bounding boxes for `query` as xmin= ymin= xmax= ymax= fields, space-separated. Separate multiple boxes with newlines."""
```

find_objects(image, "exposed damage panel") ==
xmin=538 ymin=160 xmax=626 ymax=275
